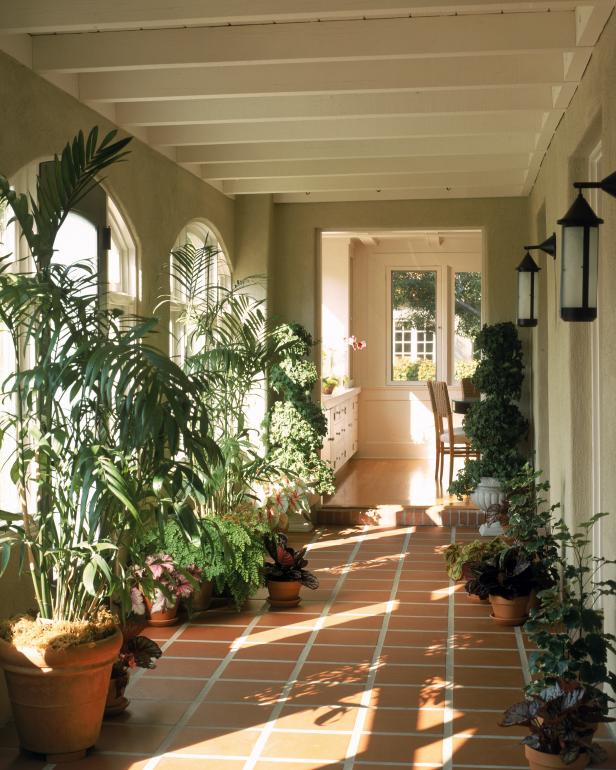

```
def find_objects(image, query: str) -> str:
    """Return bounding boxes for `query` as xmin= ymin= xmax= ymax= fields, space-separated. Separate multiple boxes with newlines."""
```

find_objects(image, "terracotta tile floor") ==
xmin=1 ymin=525 xmax=615 ymax=770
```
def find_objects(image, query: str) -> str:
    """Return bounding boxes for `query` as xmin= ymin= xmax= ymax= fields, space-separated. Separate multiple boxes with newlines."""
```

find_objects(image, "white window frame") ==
xmin=106 ymin=197 xmax=138 ymax=314
xmin=387 ymin=265 xmax=444 ymax=385
xmin=169 ymin=221 xmax=231 ymax=362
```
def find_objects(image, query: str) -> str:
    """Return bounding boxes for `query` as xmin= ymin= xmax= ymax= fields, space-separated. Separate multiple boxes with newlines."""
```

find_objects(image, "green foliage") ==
xmin=454 ymin=359 xmax=477 ymax=381
xmin=0 ymin=128 xmax=219 ymax=623
xmin=213 ymin=515 xmax=270 ymax=609
xmin=450 ymin=322 xmax=528 ymax=496
xmin=443 ymin=537 xmax=507 ymax=581
xmin=266 ymin=323 xmax=335 ymax=496
xmin=526 ymin=512 xmax=616 ymax=700
xmin=392 ymin=358 xmax=435 ymax=382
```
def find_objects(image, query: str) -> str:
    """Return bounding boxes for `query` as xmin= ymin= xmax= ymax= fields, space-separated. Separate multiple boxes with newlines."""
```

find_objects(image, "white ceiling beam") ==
xmin=148 ymin=112 xmax=544 ymax=146
xmin=201 ymin=153 xmax=531 ymax=180
xmin=273 ymin=185 xmax=524 ymax=203
xmin=176 ymin=134 xmax=538 ymax=163
xmin=1 ymin=0 xmax=584 ymax=34
xmin=33 ymin=12 xmax=577 ymax=73
xmin=116 ymin=87 xmax=556 ymax=126
xmin=575 ymin=0 xmax=615 ymax=44
xmin=77 ymin=53 xmax=570 ymax=102
xmin=223 ymin=169 xmax=526 ymax=194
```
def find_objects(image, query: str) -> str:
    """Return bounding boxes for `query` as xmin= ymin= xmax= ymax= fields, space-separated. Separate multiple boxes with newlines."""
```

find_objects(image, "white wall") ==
xmin=350 ymin=232 xmax=481 ymax=458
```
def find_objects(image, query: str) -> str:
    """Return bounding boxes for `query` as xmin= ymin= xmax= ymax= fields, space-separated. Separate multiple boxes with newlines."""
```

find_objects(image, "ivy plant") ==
xmin=265 ymin=323 xmax=335 ymax=495
xmin=450 ymin=322 xmax=528 ymax=496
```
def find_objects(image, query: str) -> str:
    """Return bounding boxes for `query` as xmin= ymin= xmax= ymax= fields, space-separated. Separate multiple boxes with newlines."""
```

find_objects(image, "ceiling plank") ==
xmin=148 ymin=112 xmax=544 ymax=146
xmin=116 ymin=87 xmax=556 ymax=126
xmin=1 ymin=0 xmax=583 ymax=34
xmin=176 ymin=134 xmax=538 ymax=163
xmin=33 ymin=12 xmax=577 ymax=72
xmin=201 ymin=154 xmax=531 ymax=180
xmin=222 ymin=168 xmax=527 ymax=193
xmin=77 ymin=53 xmax=569 ymax=102
xmin=273 ymin=185 xmax=524 ymax=202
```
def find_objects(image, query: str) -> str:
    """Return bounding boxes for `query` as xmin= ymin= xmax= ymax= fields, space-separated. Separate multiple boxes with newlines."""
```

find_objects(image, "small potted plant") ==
xmin=500 ymin=680 xmax=613 ymax=769
xmin=134 ymin=555 xmax=202 ymax=626
xmin=106 ymin=613 xmax=162 ymax=716
xmin=467 ymin=545 xmax=554 ymax=625
xmin=263 ymin=533 xmax=319 ymax=608
xmin=322 ymin=375 xmax=339 ymax=395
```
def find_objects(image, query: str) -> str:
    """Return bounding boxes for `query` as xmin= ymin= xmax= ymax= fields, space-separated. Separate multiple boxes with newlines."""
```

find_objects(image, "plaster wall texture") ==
xmin=527 ymin=8 xmax=616 ymax=708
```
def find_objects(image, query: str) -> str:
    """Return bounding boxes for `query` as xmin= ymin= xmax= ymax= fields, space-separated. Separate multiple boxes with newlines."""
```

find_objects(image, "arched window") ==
xmin=106 ymin=197 xmax=138 ymax=313
xmin=169 ymin=221 xmax=231 ymax=361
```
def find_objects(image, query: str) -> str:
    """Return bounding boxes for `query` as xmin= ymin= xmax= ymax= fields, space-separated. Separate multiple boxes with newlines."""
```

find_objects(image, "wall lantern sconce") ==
xmin=516 ymin=234 xmax=555 ymax=327
xmin=557 ymin=171 xmax=616 ymax=322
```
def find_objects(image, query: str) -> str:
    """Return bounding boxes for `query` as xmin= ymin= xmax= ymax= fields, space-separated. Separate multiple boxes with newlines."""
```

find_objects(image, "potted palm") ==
xmin=0 ymin=129 xmax=219 ymax=760
xmin=500 ymin=680 xmax=612 ymax=769
xmin=263 ymin=533 xmax=319 ymax=608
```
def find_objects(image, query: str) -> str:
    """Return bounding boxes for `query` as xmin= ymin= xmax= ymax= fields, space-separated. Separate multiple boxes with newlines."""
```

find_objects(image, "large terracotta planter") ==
xmin=524 ymin=745 xmax=589 ymax=770
xmin=191 ymin=580 xmax=214 ymax=612
xmin=144 ymin=598 xmax=179 ymax=627
xmin=267 ymin=579 xmax=302 ymax=608
xmin=490 ymin=594 xmax=530 ymax=626
xmin=0 ymin=627 xmax=122 ymax=762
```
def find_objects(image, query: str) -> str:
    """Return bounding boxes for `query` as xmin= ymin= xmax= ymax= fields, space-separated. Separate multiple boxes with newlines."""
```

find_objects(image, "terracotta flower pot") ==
xmin=489 ymin=594 xmax=530 ymax=626
xmin=144 ymin=598 xmax=180 ymax=627
xmin=0 ymin=627 xmax=122 ymax=762
xmin=191 ymin=580 xmax=214 ymax=612
xmin=267 ymin=579 xmax=302 ymax=608
xmin=524 ymin=745 xmax=589 ymax=770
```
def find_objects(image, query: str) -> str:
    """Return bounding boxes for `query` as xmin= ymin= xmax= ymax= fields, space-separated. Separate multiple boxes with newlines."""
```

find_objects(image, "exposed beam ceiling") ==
xmin=1 ymin=0 xmax=613 ymax=202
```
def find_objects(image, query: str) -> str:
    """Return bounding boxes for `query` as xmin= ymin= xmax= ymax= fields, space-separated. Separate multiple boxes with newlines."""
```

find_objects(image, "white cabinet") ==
xmin=322 ymin=388 xmax=360 ymax=473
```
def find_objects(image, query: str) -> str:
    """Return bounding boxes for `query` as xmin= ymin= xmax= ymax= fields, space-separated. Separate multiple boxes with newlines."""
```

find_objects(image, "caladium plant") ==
xmin=263 ymin=533 xmax=319 ymax=589
xmin=500 ymin=680 xmax=613 ymax=764
xmin=465 ymin=545 xmax=555 ymax=600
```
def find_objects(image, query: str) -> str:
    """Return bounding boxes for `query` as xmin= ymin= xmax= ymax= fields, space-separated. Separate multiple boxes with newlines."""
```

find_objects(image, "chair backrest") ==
xmin=461 ymin=377 xmax=480 ymax=400
xmin=431 ymin=380 xmax=452 ymax=420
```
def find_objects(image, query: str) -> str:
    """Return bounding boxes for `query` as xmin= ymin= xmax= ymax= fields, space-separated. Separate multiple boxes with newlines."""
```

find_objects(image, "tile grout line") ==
xmin=140 ymin=528 xmax=323 ymax=770
xmin=240 ymin=526 xmax=369 ymax=770
xmin=342 ymin=526 xmax=414 ymax=770
xmin=442 ymin=524 xmax=457 ymax=770
xmin=514 ymin=626 xmax=531 ymax=685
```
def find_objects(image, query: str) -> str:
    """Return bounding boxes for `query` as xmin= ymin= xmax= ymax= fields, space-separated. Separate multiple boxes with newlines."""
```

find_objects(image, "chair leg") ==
xmin=439 ymin=444 xmax=445 ymax=482
xmin=434 ymin=438 xmax=440 ymax=480
xmin=449 ymin=446 xmax=455 ymax=487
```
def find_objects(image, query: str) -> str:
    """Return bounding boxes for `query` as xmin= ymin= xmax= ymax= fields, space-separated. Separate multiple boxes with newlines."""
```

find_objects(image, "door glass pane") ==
xmin=454 ymin=271 xmax=481 ymax=380
xmin=391 ymin=270 xmax=437 ymax=382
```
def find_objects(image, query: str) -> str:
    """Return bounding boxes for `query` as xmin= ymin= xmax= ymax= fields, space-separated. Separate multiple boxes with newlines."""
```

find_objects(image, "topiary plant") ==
xmin=450 ymin=322 xmax=528 ymax=497
xmin=265 ymin=323 xmax=335 ymax=495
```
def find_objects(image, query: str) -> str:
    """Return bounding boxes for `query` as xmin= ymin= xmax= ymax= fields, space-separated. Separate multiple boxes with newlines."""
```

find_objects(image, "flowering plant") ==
xmin=347 ymin=335 xmax=366 ymax=351
xmin=132 ymin=554 xmax=202 ymax=613
xmin=255 ymin=478 xmax=313 ymax=529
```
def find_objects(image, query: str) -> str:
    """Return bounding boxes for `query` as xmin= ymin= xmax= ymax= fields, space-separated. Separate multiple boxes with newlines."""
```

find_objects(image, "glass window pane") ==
xmin=391 ymin=270 xmax=437 ymax=382
xmin=454 ymin=271 xmax=481 ymax=381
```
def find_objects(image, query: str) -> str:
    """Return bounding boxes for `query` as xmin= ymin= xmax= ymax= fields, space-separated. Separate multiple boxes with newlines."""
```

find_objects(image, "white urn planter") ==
xmin=471 ymin=477 xmax=506 ymax=536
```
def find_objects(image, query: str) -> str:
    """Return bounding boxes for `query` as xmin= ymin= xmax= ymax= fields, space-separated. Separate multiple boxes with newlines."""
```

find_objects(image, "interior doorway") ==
xmin=319 ymin=229 xmax=483 ymax=509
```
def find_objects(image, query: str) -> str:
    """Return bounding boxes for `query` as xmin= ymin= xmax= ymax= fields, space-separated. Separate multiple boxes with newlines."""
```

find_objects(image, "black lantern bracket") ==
xmin=524 ymin=232 xmax=557 ymax=260
xmin=572 ymin=170 xmax=616 ymax=199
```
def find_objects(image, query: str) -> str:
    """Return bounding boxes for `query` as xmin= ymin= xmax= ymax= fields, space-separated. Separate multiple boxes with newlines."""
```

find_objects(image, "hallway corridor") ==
xmin=1 ymin=526 xmax=614 ymax=770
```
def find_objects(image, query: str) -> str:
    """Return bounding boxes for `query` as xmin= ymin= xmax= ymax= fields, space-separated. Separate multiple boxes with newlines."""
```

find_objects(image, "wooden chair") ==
xmin=427 ymin=380 xmax=479 ymax=486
